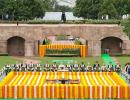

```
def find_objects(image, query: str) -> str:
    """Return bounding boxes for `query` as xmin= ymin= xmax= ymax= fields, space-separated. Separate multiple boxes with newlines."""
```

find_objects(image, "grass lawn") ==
xmin=40 ymin=57 xmax=104 ymax=66
xmin=0 ymin=56 xmax=103 ymax=70
xmin=0 ymin=56 xmax=22 ymax=69
xmin=115 ymin=56 xmax=130 ymax=66
xmin=0 ymin=56 xmax=130 ymax=70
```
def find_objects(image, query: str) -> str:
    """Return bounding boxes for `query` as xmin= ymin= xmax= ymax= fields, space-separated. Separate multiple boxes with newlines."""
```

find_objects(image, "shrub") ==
xmin=27 ymin=19 xmax=121 ymax=24
xmin=43 ymin=38 xmax=51 ymax=45
xmin=56 ymin=35 xmax=68 ymax=40
xmin=46 ymin=48 xmax=80 ymax=56
xmin=85 ymin=19 xmax=121 ymax=24
xmin=121 ymin=18 xmax=130 ymax=40
xmin=27 ymin=20 xmax=61 ymax=24
xmin=0 ymin=19 xmax=122 ymax=24
xmin=75 ymin=39 xmax=82 ymax=45
xmin=0 ymin=20 xmax=26 ymax=24
xmin=0 ymin=53 xmax=8 ymax=56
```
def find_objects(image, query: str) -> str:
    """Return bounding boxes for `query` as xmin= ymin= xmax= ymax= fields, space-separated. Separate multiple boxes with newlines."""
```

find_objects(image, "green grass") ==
xmin=0 ymin=56 xmax=22 ymax=69
xmin=0 ymin=56 xmax=130 ymax=70
xmin=0 ymin=56 xmax=103 ymax=70
xmin=115 ymin=56 xmax=130 ymax=66
xmin=40 ymin=57 xmax=104 ymax=66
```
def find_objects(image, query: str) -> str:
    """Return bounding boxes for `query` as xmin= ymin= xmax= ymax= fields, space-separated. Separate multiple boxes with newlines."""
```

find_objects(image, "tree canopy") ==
xmin=122 ymin=17 xmax=130 ymax=39
xmin=0 ymin=0 xmax=73 ymax=20
xmin=74 ymin=0 xmax=103 ymax=19
xmin=0 ymin=0 xmax=54 ymax=20
xmin=74 ymin=0 xmax=130 ymax=19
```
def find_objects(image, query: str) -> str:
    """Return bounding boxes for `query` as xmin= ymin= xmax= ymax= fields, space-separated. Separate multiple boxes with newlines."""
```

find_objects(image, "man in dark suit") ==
xmin=61 ymin=12 xmax=66 ymax=23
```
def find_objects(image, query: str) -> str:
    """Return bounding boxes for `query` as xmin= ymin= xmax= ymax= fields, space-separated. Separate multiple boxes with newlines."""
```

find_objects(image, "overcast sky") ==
xmin=57 ymin=0 xmax=76 ymax=7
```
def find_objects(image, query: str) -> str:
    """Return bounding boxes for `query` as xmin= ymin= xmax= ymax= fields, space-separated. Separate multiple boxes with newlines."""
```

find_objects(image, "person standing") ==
xmin=44 ymin=62 xmax=50 ymax=71
xmin=128 ymin=64 xmax=130 ymax=75
xmin=115 ymin=63 xmax=121 ymax=73
xmin=107 ymin=62 xmax=114 ymax=72
xmin=101 ymin=63 xmax=107 ymax=72
xmin=66 ymin=63 xmax=72 ymax=72
xmin=80 ymin=62 xmax=86 ymax=72
xmin=52 ymin=62 xmax=58 ymax=72
xmin=87 ymin=63 xmax=92 ymax=71
xmin=73 ymin=62 xmax=79 ymax=72
xmin=17 ymin=21 xmax=19 ymax=26
xmin=61 ymin=12 xmax=66 ymax=23
xmin=93 ymin=61 xmax=100 ymax=71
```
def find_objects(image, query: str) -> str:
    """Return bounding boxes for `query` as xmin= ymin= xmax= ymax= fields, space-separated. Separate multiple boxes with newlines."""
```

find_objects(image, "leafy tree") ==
xmin=39 ymin=0 xmax=55 ymax=12
xmin=0 ymin=0 xmax=16 ymax=20
xmin=54 ymin=5 xmax=72 ymax=12
xmin=0 ymin=0 xmax=6 ymax=19
xmin=122 ymin=17 xmax=130 ymax=39
xmin=74 ymin=0 xmax=130 ymax=19
xmin=99 ymin=0 xmax=118 ymax=19
xmin=113 ymin=0 xmax=130 ymax=19
xmin=74 ymin=0 xmax=103 ymax=19
xmin=22 ymin=0 xmax=44 ymax=19
xmin=0 ymin=0 xmax=53 ymax=20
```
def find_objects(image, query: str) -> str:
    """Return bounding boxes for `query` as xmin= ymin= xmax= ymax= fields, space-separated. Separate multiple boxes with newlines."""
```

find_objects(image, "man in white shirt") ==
xmin=73 ymin=62 xmax=79 ymax=72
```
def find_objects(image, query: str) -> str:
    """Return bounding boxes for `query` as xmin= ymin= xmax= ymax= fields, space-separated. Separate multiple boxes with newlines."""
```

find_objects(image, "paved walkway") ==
xmin=101 ymin=54 xmax=116 ymax=66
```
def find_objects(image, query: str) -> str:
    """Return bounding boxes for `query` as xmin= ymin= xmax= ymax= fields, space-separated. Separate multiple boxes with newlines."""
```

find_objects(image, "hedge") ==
xmin=46 ymin=48 xmax=80 ymax=56
xmin=75 ymin=39 xmax=82 ymax=45
xmin=85 ymin=19 xmax=121 ymax=24
xmin=0 ymin=20 xmax=27 ymax=24
xmin=0 ymin=19 xmax=123 ymax=24
xmin=0 ymin=53 xmax=8 ymax=56
xmin=42 ymin=38 xmax=51 ymax=45
xmin=56 ymin=35 xmax=68 ymax=41
xmin=28 ymin=19 xmax=121 ymax=24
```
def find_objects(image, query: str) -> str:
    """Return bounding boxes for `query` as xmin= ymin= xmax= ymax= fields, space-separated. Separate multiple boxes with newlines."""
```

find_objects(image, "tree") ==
xmin=74 ymin=0 xmax=130 ymax=19
xmin=0 ymin=0 xmax=6 ymax=19
xmin=26 ymin=0 xmax=44 ymax=18
xmin=74 ymin=0 xmax=103 ymax=19
xmin=113 ymin=0 xmax=130 ymax=19
xmin=0 ymin=0 xmax=16 ymax=20
xmin=54 ymin=5 xmax=72 ymax=12
xmin=0 ymin=0 xmax=53 ymax=20
xmin=39 ymin=0 xmax=55 ymax=12
xmin=99 ymin=0 xmax=118 ymax=19
xmin=122 ymin=17 xmax=130 ymax=39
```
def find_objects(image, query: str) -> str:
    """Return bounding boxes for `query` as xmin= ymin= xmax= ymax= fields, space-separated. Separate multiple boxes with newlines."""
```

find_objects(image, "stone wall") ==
xmin=0 ymin=24 xmax=130 ymax=56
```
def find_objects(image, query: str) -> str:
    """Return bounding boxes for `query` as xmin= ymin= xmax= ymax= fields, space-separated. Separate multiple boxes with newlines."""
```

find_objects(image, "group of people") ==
xmin=0 ymin=63 xmax=42 ymax=75
xmin=0 ymin=61 xmax=129 ymax=83
xmin=44 ymin=61 xmax=123 ymax=73
xmin=122 ymin=63 xmax=130 ymax=83
xmin=0 ymin=61 xmax=130 ymax=75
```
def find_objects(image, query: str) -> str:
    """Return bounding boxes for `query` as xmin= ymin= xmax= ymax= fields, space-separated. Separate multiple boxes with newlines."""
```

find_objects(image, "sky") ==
xmin=57 ymin=0 xmax=76 ymax=7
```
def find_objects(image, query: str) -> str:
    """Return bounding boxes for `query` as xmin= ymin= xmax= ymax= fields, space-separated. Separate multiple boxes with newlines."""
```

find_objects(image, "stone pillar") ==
xmin=122 ymin=40 xmax=130 ymax=55
xmin=87 ymin=40 xmax=93 ymax=56
xmin=93 ymin=40 xmax=101 ymax=56
xmin=88 ymin=40 xmax=101 ymax=56
xmin=0 ymin=40 xmax=7 ymax=54
xmin=25 ymin=41 xmax=34 ymax=56
xmin=34 ymin=40 xmax=39 ymax=56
